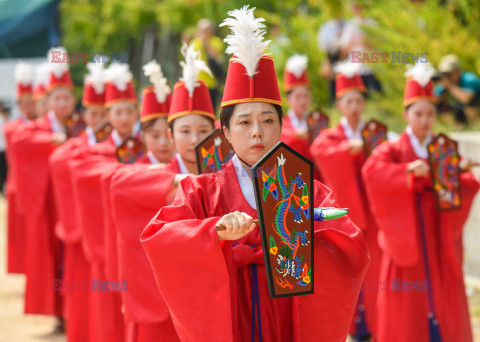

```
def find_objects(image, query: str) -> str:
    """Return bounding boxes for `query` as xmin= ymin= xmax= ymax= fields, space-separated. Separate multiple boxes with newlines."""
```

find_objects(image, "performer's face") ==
xmin=336 ymin=91 xmax=365 ymax=122
xmin=107 ymin=102 xmax=138 ymax=138
xmin=83 ymin=105 xmax=106 ymax=128
xmin=287 ymin=86 xmax=311 ymax=116
xmin=224 ymin=102 xmax=281 ymax=166
xmin=170 ymin=114 xmax=213 ymax=164
xmin=35 ymin=96 xmax=48 ymax=118
xmin=18 ymin=94 xmax=36 ymax=120
xmin=404 ymin=100 xmax=436 ymax=142
xmin=143 ymin=118 xmax=174 ymax=163
xmin=48 ymin=88 xmax=75 ymax=121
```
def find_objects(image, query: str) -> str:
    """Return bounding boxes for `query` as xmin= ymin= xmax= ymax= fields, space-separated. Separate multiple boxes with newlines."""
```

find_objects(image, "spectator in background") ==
xmin=434 ymin=54 xmax=480 ymax=126
xmin=339 ymin=2 xmax=382 ymax=95
xmin=191 ymin=19 xmax=224 ymax=109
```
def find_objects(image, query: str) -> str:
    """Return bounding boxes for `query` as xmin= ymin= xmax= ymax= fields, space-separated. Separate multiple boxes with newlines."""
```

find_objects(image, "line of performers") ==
xmin=4 ymin=6 xmax=479 ymax=342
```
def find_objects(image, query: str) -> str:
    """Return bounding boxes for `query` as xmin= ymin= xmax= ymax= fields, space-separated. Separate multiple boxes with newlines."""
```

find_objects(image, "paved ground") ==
xmin=0 ymin=195 xmax=479 ymax=341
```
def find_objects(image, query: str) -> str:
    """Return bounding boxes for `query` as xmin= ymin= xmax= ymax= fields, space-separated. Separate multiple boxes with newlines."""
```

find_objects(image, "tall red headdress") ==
xmin=168 ymin=43 xmax=215 ymax=123
xmin=141 ymin=60 xmax=171 ymax=123
xmin=403 ymin=62 xmax=437 ymax=107
xmin=14 ymin=61 xmax=34 ymax=100
xmin=220 ymin=6 xmax=282 ymax=108
xmin=82 ymin=62 xmax=107 ymax=107
xmin=46 ymin=47 xmax=74 ymax=93
xmin=284 ymin=54 xmax=310 ymax=92
xmin=334 ymin=61 xmax=366 ymax=98
xmin=104 ymin=63 xmax=137 ymax=109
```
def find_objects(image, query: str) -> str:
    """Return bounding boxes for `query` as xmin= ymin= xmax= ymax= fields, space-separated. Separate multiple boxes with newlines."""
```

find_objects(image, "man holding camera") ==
xmin=434 ymin=54 xmax=480 ymax=126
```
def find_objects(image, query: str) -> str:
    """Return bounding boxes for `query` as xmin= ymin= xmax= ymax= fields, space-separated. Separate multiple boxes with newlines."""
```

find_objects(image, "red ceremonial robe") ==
xmin=141 ymin=160 xmax=370 ymax=342
xmin=68 ymin=136 xmax=124 ymax=342
xmin=3 ymin=118 xmax=28 ymax=274
xmin=49 ymin=132 xmax=92 ymax=342
xmin=361 ymin=132 xmax=479 ymax=342
xmin=309 ymin=124 xmax=381 ymax=338
xmin=9 ymin=115 xmax=63 ymax=315
xmin=110 ymin=159 xmax=180 ymax=342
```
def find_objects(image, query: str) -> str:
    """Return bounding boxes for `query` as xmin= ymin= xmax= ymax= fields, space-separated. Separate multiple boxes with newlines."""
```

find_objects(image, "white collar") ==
xmin=147 ymin=150 xmax=160 ymax=165
xmin=232 ymin=154 xmax=256 ymax=209
xmin=85 ymin=126 xmax=97 ymax=146
xmin=175 ymin=153 xmax=190 ymax=175
xmin=47 ymin=110 xmax=65 ymax=133
xmin=287 ymin=109 xmax=309 ymax=130
xmin=406 ymin=126 xmax=433 ymax=159
xmin=340 ymin=116 xmax=365 ymax=140
xmin=111 ymin=129 xmax=124 ymax=147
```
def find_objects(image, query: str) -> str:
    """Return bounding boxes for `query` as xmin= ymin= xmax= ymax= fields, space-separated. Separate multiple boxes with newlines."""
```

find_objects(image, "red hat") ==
xmin=47 ymin=47 xmax=74 ymax=93
xmin=334 ymin=62 xmax=366 ymax=98
xmin=82 ymin=63 xmax=107 ymax=107
xmin=167 ymin=43 xmax=215 ymax=123
xmin=220 ymin=6 xmax=282 ymax=108
xmin=14 ymin=62 xmax=34 ymax=100
xmin=33 ymin=62 xmax=50 ymax=100
xmin=284 ymin=55 xmax=310 ymax=92
xmin=141 ymin=86 xmax=171 ymax=122
xmin=104 ymin=63 xmax=137 ymax=109
xmin=141 ymin=60 xmax=172 ymax=123
xmin=403 ymin=62 xmax=436 ymax=107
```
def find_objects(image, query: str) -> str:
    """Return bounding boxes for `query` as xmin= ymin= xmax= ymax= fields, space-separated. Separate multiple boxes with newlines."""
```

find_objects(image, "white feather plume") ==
xmin=220 ymin=5 xmax=270 ymax=77
xmin=35 ymin=62 xmax=51 ymax=87
xmin=86 ymin=62 xmax=107 ymax=94
xmin=179 ymin=42 xmax=212 ymax=97
xmin=105 ymin=62 xmax=132 ymax=91
xmin=143 ymin=60 xmax=171 ymax=103
xmin=333 ymin=60 xmax=361 ymax=78
xmin=14 ymin=61 xmax=34 ymax=86
xmin=404 ymin=62 xmax=436 ymax=87
xmin=285 ymin=55 xmax=308 ymax=78
xmin=47 ymin=46 xmax=70 ymax=78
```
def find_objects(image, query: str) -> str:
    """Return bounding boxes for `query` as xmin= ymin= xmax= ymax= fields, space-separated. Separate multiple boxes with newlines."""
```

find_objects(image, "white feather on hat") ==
xmin=105 ymin=63 xmax=133 ymax=92
xmin=285 ymin=55 xmax=308 ymax=78
xmin=333 ymin=60 xmax=361 ymax=79
xmin=14 ymin=61 xmax=34 ymax=86
xmin=179 ymin=42 xmax=212 ymax=97
xmin=47 ymin=46 xmax=70 ymax=78
xmin=404 ymin=62 xmax=436 ymax=87
xmin=143 ymin=60 xmax=171 ymax=103
xmin=34 ymin=62 xmax=51 ymax=87
xmin=220 ymin=5 xmax=270 ymax=77
xmin=86 ymin=62 xmax=107 ymax=94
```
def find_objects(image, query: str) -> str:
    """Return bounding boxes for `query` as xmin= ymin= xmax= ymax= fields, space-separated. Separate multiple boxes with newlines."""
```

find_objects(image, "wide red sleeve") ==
xmin=111 ymin=165 xmax=176 ymax=323
xmin=280 ymin=118 xmax=312 ymax=159
xmin=361 ymin=141 xmax=419 ymax=267
xmin=10 ymin=124 xmax=56 ymax=215
xmin=141 ymin=176 xmax=234 ymax=342
xmin=49 ymin=137 xmax=88 ymax=242
xmin=69 ymin=154 xmax=116 ymax=262
xmin=310 ymin=129 xmax=367 ymax=229
xmin=295 ymin=181 xmax=370 ymax=342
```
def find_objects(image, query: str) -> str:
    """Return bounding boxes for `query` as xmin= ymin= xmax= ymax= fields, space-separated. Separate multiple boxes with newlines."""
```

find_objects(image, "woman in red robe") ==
xmin=141 ymin=7 xmax=369 ymax=342
xmin=49 ymin=62 xmax=107 ymax=342
xmin=9 ymin=50 xmax=76 ymax=333
xmin=4 ymin=61 xmax=37 ymax=274
xmin=68 ymin=62 xmax=139 ymax=342
xmin=309 ymin=63 xmax=380 ymax=340
xmin=362 ymin=62 xmax=479 ymax=342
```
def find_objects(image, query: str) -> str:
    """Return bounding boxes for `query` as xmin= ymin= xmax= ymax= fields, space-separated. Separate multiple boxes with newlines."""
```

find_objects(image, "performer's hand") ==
xmin=52 ymin=132 xmax=67 ymax=145
xmin=217 ymin=211 xmax=256 ymax=241
xmin=295 ymin=127 xmax=309 ymax=140
xmin=407 ymin=159 xmax=430 ymax=177
xmin=349 ymin=139 xmax=364 ymax=154
xmin=173 ymin=174 xmax=189 ymax=186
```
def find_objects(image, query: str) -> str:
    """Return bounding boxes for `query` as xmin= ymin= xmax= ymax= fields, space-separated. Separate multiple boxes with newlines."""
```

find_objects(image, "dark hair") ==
xmin=220 ymin=103 xmax=283 ymax=130
xmin=141 ymin=117 xmax=166 ymax=132
xmin=337 ymin=90 xmax=367 ymax=101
